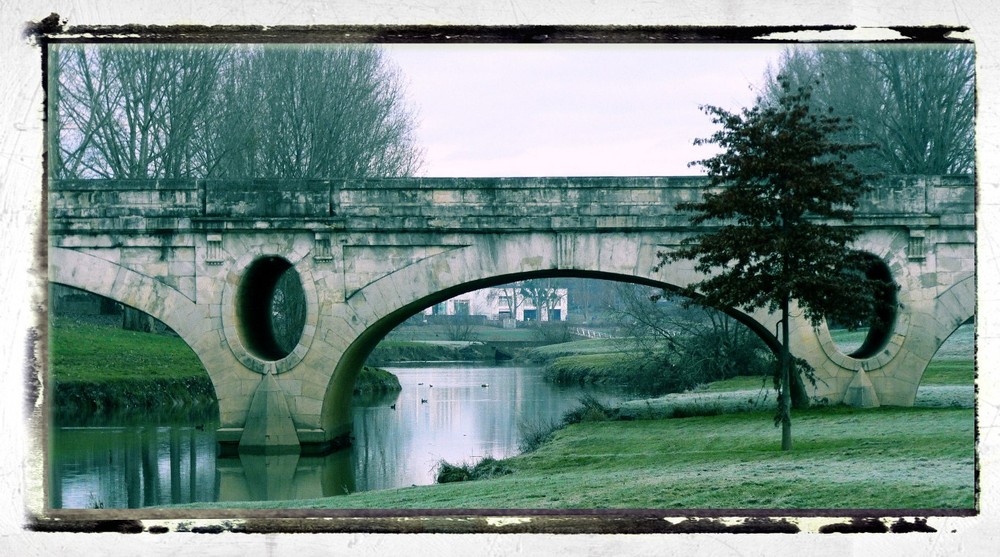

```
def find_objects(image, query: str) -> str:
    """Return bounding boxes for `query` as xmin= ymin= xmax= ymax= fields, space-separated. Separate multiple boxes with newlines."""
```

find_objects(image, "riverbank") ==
xmin=49 ymin=318 xmax=401 ymax=416
xmin=50 ymin=318 xmax=216 ymax=417
xmin=366 ymin=340 xmax=501 ymax=365
xmin=184 ymin=400 xmax=974 ymax=509
xmin=526 ymin=324 xmax=975 ymax=395
xmin=178 ymin=348 xmax=975 ymax=510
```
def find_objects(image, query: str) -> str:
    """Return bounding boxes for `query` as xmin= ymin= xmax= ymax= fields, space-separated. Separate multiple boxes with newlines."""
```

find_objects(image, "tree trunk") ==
xmin=780 ymin=296 xmax=792 ymax=451
xmin=790 ymin=368 xmax=811 ymax=409
xmin=122 ymin=306 xmax=155 ymax=333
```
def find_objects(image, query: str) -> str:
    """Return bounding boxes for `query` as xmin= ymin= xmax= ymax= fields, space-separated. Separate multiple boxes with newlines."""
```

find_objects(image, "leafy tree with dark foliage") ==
xmin=658 ymin=78 xmax=896 ymax=451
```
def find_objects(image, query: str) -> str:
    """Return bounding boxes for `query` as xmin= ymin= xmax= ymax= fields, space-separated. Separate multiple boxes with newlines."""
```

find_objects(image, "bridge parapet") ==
xmin=49 ymin=175 xmax=973 ymax=235
xmin=862 ymin=175 xmax=974 ymax=226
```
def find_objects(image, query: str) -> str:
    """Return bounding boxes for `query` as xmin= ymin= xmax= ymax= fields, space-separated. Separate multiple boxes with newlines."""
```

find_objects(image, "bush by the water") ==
xmin=542 ymin=341 xmax=774 ymax=397
xmin=517 ymin=417 xmax=560 ymax=453
xmin=352 ymin=366 xmax=402 ymax=395
xmin=436 ymin=456 xmax=513 ymax=483
xmin=561 ymin=393 xmax=621 ymax=424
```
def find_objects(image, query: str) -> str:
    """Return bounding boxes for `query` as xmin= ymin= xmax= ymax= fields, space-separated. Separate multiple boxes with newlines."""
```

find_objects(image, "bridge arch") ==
xmin=318 ymin=233 xmax=782 ymax=439
xmin=50 ymin=247 xmax=204 ymax=342
xmin=49 ymin=247 xmax=222 ymax=409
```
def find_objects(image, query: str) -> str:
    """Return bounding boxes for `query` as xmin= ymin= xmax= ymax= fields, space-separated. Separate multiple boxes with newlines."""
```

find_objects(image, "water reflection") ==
xmin=50 ymin=424 xmax=219 ymax=508
xmin=50 ymin=363 xmax=617 ymax=508
xmin=218 ymin=451 xmax=355 ymax=501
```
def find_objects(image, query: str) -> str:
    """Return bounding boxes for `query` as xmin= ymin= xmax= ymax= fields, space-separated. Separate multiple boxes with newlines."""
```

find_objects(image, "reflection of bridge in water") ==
xmin=48 ymin=175 xmax=975 ymax=454
xmin=49 ymin=423 xmax=355 ymax=508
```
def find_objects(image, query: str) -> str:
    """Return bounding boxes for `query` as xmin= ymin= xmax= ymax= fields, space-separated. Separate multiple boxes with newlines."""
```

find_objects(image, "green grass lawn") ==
xmin=49 ymin=318 xmax=400 ymax=413
xmin=51 ymin=318 xmax=207 ymax=382
xmin=187 ymin=404 xmax=975 ymax=510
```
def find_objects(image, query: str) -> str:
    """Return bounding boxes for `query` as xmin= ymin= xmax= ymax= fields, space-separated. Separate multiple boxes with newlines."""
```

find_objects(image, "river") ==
xmin=49 ymin=362 xmax=619 ymax=508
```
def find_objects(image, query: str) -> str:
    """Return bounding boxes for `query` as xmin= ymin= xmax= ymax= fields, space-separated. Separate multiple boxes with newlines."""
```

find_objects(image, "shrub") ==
xmin=352 ymin=366 xmax=402 ymax=395
xmin=436 ymin=461 xmax=472 ymax=483
xmin=436 ymin=457 xmax=513 ymax=483
xmin=517 ymin=417 xmax=560 ymax=453
xmin=562 ymin=394 xmax=619 ymax=424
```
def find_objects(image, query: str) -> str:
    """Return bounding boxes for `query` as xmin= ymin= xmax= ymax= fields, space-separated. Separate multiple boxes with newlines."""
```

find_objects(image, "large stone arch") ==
xmin=49 ymin=247 xmax=205 ymax=342
xmin=49 ymin=247 xmax=221 ymax=406
xmin=933 ymin=275 xmax=976 ymax=340
xmin=316 ymin=233 xmax=783 ymax=439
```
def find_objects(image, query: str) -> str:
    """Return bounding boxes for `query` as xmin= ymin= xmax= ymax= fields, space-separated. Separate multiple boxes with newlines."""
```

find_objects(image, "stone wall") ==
xmin=49 ymin=175 xmax=974 ymax=235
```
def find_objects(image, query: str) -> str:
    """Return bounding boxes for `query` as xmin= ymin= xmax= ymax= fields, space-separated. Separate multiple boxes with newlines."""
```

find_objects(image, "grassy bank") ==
xmin=532 ymin=325 xmax=974 ymax=392
xmin=50 ymin=318 xmax=400 ymax=415
xmin=185 ymin=404 xmax=975 ymax=510
xmin=50 ymin=318 xmax=216 ymax=416
xmin=365 ymin=340 xmax=498 ymax=365
xmin=179 ymin=326 xmax=976 ymax=510
xmin=524 ymin=338 xmax=628 ymax=362
xmin=352 ymin=366 xmax=401 ymax=395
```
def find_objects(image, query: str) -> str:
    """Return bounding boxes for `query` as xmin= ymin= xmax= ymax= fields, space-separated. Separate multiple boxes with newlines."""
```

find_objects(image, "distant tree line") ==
xmin=50 ymin=43 xmax=422 ymax=180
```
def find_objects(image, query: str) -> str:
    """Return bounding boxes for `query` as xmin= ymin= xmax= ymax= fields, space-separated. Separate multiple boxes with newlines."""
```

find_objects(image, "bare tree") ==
xmin=761 ymin=45 xmax=975 ymax=175
xmin=561 ymin=278 xmax=617 ymax=324
xmin=609 ymin=284 xmax=775 ymax=393
xmin=518 ymin=279 xmax=566 ymax=323
xmin=51 ymin=44 xmax=229 ymax=179
xmin=208 ymin=45 xmax=422 ymax=179
xmin=487 ymin=283 xmax=524 ymax=323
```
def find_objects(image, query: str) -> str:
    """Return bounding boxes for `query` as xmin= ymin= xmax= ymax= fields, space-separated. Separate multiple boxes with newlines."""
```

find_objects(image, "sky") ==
xmin=383 ymin=43 xmax=790 ymax=178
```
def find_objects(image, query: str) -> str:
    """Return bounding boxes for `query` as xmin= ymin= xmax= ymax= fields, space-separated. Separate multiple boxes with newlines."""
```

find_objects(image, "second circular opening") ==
xmin=236 ymin=256 xmax=307 ymax=361
xmin=828 ymin=255 xmax=897 ymax=360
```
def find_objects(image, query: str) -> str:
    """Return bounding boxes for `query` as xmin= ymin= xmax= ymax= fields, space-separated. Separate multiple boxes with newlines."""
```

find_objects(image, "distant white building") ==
xmin=424 ymin=286 xmax=568 ymax=322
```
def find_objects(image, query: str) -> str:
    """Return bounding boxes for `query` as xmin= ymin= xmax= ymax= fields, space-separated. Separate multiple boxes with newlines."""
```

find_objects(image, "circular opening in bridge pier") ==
xmin=828 ymin=255 xmax=897 ymax=360
xmin=235 ymin=256 xmax=307 ymax=361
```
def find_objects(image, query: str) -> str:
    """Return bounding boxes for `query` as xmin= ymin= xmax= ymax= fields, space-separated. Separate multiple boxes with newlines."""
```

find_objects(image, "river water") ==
xmin=49 ymin=363 xmax=619 ymax=508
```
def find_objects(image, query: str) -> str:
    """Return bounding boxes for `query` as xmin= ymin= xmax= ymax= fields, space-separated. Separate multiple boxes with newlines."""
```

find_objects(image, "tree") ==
xmin=561 ymin=277 xmax=618 ymax=324
xmin=658 ymin=79 xmax=895 ymax=451
xmin=761 ymin=45 xmax=975 ymax=175
xmin=51 ymin=44 xmax=422 ymax=181
xmin=487 ymin=283 xmax=524 ymax=323
xmin=51 ymin=44 xmax=229 ymax=179
xmin=517 ymin=279 xmax=566 ymax=323
xmin=207 ymin=45 xmax=422 ymax=179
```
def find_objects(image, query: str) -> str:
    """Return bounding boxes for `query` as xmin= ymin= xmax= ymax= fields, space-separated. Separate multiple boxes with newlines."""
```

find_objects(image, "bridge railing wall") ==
xmin=860 ymin=175 xmax=974 ymax=222
xmin=48 ymin=175 xmax=974 ymax=233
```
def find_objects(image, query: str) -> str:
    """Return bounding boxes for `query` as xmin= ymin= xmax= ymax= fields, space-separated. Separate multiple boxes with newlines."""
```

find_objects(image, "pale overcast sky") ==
xmin=384 ymin=43 xmax=789 ymax=177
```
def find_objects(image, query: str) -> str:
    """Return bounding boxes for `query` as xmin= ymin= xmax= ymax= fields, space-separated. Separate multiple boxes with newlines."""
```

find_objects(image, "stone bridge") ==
xmin=48 ymin=176 xmax=975 ymax=454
